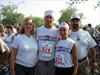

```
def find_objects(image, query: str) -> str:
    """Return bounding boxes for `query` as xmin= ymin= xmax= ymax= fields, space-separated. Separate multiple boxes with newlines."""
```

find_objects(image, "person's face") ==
xmin=70 ymin=18 xmax=80 ymax=29
xmin=59 ymin=27 xmax=69 ymax=39
xmin=24 ymin=19 xmax=33 ymax=33
xmin=44 ymin=15 xmax=54 ymax=27
xmin=0 ymin=30 xmax=4 ymax=35
xmin=7 ymin=28 xmax=12 ymax=33
xmin=86 ymin=27 xmax=90 ymax=32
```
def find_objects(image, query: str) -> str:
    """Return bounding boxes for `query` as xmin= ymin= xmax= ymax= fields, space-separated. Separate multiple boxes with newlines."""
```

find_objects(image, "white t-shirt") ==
xmin=12 ymin=34 xmax=38 ymax=67
xmin=0 ymin=34 xmax=7 ymax=41
xmin=12 ymin=27 xmax=17 ymax=35
xmin=55 ymin=38 xmax=75 ymax=68
xmin=69 ymin=29 xmax=97 ymax=60
xmin=37 ymin=25 xmax=59 ymax=61
xmin=4 ymin=33 xmax=14 ymax=48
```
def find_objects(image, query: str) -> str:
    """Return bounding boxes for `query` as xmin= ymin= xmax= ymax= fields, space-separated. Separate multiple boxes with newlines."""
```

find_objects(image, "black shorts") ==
xmin=55 ymin=66 xmax=74 ymax=75
xmin=15 ymin=63 xmax=36 ymax=75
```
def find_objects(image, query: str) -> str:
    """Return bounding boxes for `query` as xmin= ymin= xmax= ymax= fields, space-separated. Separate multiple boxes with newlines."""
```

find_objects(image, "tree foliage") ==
xmin=1 ymin=5 xmax=25 ymax=26
xmin=1 ymin=5 xmax=44 ymax=27
xmin=58 ymin=6 xmax=84 ymax=23
xmin=1 ymin=5 xmax=15 ymax=17
xmin=32 ymin=17 xmax=44 ymax=27
xmin=95 ymin=1 xmax=100 ymax=8
xmin=68 ymin=0 xmax=100 ymax=8
xmin=58 ymin=7 xmax=77 ymax=23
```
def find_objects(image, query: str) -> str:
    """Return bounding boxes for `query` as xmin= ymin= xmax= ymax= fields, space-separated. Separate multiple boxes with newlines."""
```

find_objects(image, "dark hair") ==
xmin=83 ymin=27 xmax=87 ymax=30
xmin=88 ymin=24 xmax=92 ymax=27
xmin=6 ymin=25 xmax=13 ymax=30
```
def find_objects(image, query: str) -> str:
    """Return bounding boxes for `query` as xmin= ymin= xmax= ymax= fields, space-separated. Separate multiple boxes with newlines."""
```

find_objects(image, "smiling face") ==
xmin=20 ymin=18 xmax=35 ymax=35
xmin=6 ymin=25 xmax=13 ymax=34
xmin=24 ymin=18 xmax=34 ymax=34
xmin=70 ymin=18 xmax=80 ymax=31
xmin=44 ymin=15 xmax=54 ymax=28
xmin=59 ymin=27 xmax=69 ymax=39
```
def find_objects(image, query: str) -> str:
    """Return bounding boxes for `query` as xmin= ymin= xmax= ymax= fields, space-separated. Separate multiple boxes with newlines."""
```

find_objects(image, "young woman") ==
xmin=9 ymin=17 xmax=38 ymax=75
xmin=55 ymin=22 xmax=78 ymax=75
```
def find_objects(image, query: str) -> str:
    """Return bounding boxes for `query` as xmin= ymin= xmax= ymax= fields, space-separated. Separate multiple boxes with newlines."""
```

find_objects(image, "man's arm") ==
xmin=89 ymin=47 xmax=96 ymax=62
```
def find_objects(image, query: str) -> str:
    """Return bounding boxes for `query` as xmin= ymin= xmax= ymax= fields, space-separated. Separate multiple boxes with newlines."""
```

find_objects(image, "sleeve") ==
xmin=11 ymin=36 xmax=19 ymax=48
xmin=87 ymin=32 xmax=97 ymax=48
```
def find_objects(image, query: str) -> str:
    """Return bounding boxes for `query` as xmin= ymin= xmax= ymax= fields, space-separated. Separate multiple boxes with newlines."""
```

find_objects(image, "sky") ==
xmin=0 ymin=0 xmax=100 ymax=27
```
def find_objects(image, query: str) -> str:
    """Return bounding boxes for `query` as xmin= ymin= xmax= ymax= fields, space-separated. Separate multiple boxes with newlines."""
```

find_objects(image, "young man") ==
xmin=36 ymin=10 xmax=59 ymax=75
xmin=69 ymin=14 xmax=97 ymax=75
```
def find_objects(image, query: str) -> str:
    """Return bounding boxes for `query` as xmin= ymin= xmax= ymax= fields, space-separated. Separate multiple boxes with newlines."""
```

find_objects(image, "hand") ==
xmin=90 ymin=62 xmax=98 ymax=69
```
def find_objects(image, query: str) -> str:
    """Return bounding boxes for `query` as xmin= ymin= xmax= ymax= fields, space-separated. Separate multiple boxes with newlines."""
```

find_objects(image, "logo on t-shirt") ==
xmin=38 ymin=35 xmax=58 ymax=41
xmin=56 ymin=46 xmax=70 ymax=53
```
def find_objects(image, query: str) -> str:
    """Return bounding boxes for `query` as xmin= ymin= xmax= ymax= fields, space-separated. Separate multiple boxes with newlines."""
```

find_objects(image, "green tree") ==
xmin=32 ymin=17 xmax=44 ymax=27
xmin=1 ymin=5 xmax=15 ymax=17
xmin=58 ymin=7 xmax=84 ymax=23
xmin=68 ymin=0 xmax=100 ymax=9
xmin=2 ymin=13 xmax=24 ymax=25
xmin=1 ymin=5 xmax=25 ymax=26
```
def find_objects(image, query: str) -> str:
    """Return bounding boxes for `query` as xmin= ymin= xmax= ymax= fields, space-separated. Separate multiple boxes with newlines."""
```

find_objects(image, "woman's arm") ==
xmin=9 ymin=47 xmax=17 ymax=75
xmin=72 ymin=44 xmax=78 ymax=75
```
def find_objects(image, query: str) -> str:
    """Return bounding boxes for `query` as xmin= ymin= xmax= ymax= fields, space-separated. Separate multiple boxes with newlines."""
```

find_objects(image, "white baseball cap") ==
xmin=44 ymin=10 xmax=54 ymax=18
xmin=58 ymin=22 xmax=69 ymax=30
xmin=70 ymin=14 xmax=80 ymax=20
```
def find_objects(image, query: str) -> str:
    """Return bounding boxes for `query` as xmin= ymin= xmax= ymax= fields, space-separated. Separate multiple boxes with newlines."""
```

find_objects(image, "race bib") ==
xmin=55 ymin=54 xmax=64 ymax=65
xmin=40 ymin=45 xmax=52 ymax=54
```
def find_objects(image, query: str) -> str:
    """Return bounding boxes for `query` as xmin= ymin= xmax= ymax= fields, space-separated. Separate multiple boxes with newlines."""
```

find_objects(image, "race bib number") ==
xmin=55 ymin=54 xmax=64 ymax=64
xmin=41 ymin=45 xmax=52 ymax=54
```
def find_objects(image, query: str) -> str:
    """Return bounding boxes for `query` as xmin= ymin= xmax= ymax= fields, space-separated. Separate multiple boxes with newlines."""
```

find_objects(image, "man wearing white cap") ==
xmin=36 ymin=10 xmax=59 ymax=75
xmin=55 ymin=22 xmax=78 ymax=75
xmin=69 ymin=14 xmax=97 ymax=75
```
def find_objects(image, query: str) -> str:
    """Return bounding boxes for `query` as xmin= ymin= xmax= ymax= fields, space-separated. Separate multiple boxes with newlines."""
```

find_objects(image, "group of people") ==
xmin=0 ymin=10 xmax=98 ymax=75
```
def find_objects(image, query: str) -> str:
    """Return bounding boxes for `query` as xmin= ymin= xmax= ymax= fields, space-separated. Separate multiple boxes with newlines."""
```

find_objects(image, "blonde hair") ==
xmin=20 ymin=17 xmax=36 ymax=35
